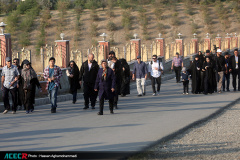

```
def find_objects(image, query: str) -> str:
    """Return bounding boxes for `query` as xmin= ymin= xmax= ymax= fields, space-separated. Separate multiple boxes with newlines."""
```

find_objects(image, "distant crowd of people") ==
xmin=1 ymin=48 xmax=239 ymax=115
xmin=172 ymin=48 xmax=239 ymax=95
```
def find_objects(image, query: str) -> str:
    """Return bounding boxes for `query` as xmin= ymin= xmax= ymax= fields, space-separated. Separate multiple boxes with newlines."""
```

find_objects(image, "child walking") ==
xmin=181 ymin=67 xmax=190 ymax=94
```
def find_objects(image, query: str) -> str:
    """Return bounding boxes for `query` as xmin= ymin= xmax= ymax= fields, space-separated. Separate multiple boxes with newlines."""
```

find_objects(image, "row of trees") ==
xmin=5 ymin=0 xmax=41 ymax=49
xmin=0 ymin=0 xmax=230 ymax=15
xmin=1 ymin=0 xmax=237 ymax=53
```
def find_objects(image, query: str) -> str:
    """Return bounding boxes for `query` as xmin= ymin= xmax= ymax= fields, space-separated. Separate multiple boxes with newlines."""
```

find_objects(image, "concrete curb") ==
xmin=0 ymin=74 xmax=176 ymax=112
xmin=127 ymin=96 xmax=240 ymax=159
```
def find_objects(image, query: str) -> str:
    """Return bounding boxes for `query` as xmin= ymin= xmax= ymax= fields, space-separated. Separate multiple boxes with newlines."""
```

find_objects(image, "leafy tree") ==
xmin=16 ymin=0 xmax=38 ymax=14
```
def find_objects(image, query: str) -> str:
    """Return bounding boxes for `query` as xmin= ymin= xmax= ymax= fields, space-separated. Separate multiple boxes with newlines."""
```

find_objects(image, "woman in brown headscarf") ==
xmin=21 ymin=60 xmax=41 ymax=114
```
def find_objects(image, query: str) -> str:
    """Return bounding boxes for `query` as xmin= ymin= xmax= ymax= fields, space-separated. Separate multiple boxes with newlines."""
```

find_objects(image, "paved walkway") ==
xmin=0 ymin=78 xmax=239 ymax=154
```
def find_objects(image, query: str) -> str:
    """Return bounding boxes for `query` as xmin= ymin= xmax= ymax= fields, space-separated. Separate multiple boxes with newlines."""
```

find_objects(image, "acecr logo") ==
xmin=4 ymin=153 xmax=28 ymax=159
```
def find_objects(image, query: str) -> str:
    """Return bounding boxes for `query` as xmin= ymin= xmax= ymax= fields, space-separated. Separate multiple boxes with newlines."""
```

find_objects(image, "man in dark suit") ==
xmin=108 ymin=51 xmax=122 ymax=109
xmin=79 ymin=53 xmax=99 ymax=109
xmin=94 ymin=60 xmax=116 ymax=115
xmin=229 ymin=48 xmax=240 ymax=91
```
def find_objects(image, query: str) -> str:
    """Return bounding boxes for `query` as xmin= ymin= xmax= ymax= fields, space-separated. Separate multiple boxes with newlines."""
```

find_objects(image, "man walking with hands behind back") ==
xmin=132 ymin=55 xmax=148 ymax=96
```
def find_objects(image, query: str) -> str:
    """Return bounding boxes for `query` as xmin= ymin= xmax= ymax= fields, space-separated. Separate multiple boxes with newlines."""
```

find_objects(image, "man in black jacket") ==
xmin=13 ymin=58 xmax=23 ymax=110
xmin=229 ymin=49 xmax=240 ymax=91
xmin=79 ymin=53 xmax=99 ymax=109
xmin=223 ymin=52 xmax=230 ymax=92
xmin=215 ymin=49 xmax=227 ymax=93
xmin=108 ymin=51 xmax=122 ymax=109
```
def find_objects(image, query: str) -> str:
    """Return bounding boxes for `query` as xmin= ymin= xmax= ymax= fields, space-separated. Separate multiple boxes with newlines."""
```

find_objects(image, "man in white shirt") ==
xmin=108 ymin=51 xmax=115 ymax=68
xmin=148 ymin=55 xmax=164 ymax=96
xmin=109 ymin=57 xmax=116 ymax=71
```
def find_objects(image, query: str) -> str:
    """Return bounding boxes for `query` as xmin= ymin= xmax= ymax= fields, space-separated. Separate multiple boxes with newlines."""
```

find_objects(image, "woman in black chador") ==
xmin=119 ymin=58 xmax=130 ymax=97
xmin=202 ymin=56 xmax=215 ymax=95
xmin=67 ymin=61 xmax=80 ymax=104
xmin=18 ymin=59 xmax=36 ymax=111
xmin=188 ymin=55 xmax=202 ymax=94
xmin=198 ymin=51 xmax=205 ymax=64
xmin=21 ymin=60 xmax=41 ymax=113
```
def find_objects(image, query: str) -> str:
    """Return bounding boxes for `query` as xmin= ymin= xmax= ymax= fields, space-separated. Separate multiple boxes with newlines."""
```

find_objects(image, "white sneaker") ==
xmin=153 ymin=93 xmax=156 ymax=96
xmin=186 ymin=93 xmax=189 ymax=95
xmin=3 ymin=110 xmax=8 ymax=114
xmin=12 ymin=111 xmax=16 ymax=114
xmin=157 ymin=91 xmax=160 ymax=95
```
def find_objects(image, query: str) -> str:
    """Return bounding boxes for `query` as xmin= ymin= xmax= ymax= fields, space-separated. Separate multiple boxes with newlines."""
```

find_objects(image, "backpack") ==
xmin=150 ymin=57 xmax=163 ymax=71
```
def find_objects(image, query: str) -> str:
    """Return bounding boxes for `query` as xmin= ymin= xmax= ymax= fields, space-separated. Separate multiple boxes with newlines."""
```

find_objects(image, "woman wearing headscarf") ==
xmin=67 ymin=61 xmax=80 ymax=104
xmin=202 ymin=56 xmax=215 ymax=94
xmin=18 ymin=59 xmax=32 ymax=110
xmin=119 ymin=58 xmax=130 ymax=97
xmin=198 ymin=51 xmax=205 ymax=64
xmin=21 ymin=60 xmax=41 ymax=114
xmin=198 ymin=51 xmax=205 ymax=93
xmin=188 ymin=55 xmax=203 ymax=94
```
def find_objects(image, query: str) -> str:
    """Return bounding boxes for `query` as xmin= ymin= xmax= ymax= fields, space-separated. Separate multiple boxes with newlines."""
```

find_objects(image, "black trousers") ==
xmin=114 ymin=94 xmax=118 ymax=106
xmin=223 ymin=73 xmax=230 ymax=90
xmin=114 ymin=83 xmax=120 ymax=106
xmin=204 ymin=75 xmax=214 ymax=94
xmin=16 ymin=88 xmax=22 ymax=106
xmin=24 ymin=90 xmax=34 ymax=111
xmin=174 ymin=66 xmax=182 ymax=83
xmin=232 ymin=69 xmax=240 ymax=90
xmin=151 ymin=76 xmax=161 ymax=93
xmin=83 ymin=83 xmax=97 ymax=107
xmin=2 ymin=87 xmax=17 ymax=111
xmin=72 ymin=91 xmax=77 ymax=102
xmin=183 ymin=80 xmax=189 ymax=93
xmin=99 ymin=93 xmax=114 ymax=113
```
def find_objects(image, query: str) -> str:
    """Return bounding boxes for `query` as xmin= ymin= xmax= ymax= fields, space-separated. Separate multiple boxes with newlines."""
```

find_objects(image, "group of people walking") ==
xmin=172 ymin=48 xmax=240 ymax=95
xmin=1 ymin=58 xmax=41 ymax=114
xmin=77 ymin=51 xmax=130 ymax=115
xmin=1 ymin=51 xmax=131 ymax=115
xmin=1 ymin=48 xmax=239 ymax=115
xmin=132 ymin=54 xmax=165 ymax=97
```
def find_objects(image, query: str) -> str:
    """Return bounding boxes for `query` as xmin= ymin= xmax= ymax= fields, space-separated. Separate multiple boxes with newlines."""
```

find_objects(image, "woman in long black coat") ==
xmin=18 ymin=59 xmax=32 ymax=110
xmin=119 ymin=58 xmax=130 ymax=97
xmin=67 ymin=61 xmax=80 ymax=104
xmin=202 ymin=56 xmax=215 ymax=94
xmin=21 ymin=60 xmax=41 ymax=114
xmin=188 ymin=55 xmax=203 ymax=94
